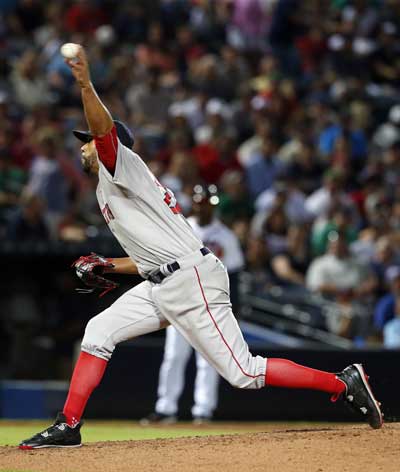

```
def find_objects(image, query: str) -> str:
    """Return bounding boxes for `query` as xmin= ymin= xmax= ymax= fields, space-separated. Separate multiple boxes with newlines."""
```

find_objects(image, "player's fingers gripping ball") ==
xmin=61 ymin=43 xmax=91 ymax=88
xmin=60 ymin=43 xmax=80 ymax=59
xmin=72 ymin=253 xmax=119 ymax=297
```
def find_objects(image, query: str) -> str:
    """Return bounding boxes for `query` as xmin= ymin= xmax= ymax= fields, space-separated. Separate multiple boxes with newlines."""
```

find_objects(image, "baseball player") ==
xmin=20 ymin=46 xmax=382 ymax=449
xmin=143 ymin=184 xmax=244 ymax=424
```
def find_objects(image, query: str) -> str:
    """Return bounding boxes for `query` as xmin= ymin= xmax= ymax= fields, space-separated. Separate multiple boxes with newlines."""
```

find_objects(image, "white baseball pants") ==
xmin=155 ymin=326 xmax=220 ymax=418
xmin=81 ymin=251 xmax=266 ymax=389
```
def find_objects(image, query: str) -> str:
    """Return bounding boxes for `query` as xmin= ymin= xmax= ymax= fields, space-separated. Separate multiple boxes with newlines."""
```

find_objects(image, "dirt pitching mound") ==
xmin=1 ymin=423 xmax=399 ymax=472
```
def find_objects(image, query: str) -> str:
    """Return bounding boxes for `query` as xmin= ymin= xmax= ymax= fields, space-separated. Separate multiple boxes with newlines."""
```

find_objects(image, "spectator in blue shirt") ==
xmin=374 ymin=266 xmax=400 ymax=335
xmin=245 ymin=135 xmax=283 ymax=198
xmin=318 ymin=114 xmax=368 ymax=166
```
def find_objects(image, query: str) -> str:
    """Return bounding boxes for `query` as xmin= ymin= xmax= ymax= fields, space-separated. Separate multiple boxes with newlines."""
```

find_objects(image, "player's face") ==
xmin=80 ymin=140 xmax=99 ymax=175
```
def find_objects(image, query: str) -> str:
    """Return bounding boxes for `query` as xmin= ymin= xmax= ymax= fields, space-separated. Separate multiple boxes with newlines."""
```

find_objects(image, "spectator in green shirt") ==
xmin=217 ymin=170 xmax=254 ymax=226
xmin=311 ymin=204 xmax=358 ymax=256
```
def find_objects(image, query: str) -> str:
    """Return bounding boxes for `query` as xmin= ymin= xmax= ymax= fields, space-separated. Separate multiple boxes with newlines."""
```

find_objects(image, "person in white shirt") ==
xmin=306 ymin=231 xmax=377 ymax=336
xmin=306 ymin=232 xmax=373 ymax=296
xmin=305 ymin=168 xmax=356 ymax=221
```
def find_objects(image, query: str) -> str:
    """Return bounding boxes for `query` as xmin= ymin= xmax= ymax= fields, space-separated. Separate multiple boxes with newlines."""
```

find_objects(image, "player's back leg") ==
xmin=20 ymin=281 xmax=168 ymax=449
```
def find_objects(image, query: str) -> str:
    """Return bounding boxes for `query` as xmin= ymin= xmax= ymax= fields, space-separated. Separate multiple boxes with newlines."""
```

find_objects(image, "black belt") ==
xmin=148 ymin=247 xmax=210 ymax=284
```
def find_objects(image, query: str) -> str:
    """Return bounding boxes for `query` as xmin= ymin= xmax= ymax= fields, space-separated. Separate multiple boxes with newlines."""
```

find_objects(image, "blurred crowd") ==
xmin=2 ymin=0 xmax=400 ymax=353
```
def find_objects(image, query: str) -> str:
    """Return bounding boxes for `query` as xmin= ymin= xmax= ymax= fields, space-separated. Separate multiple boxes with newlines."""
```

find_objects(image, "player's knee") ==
xmin=226 ymin=371 xmax=264 ymax=390
xmin=229 ymin=377 xmax=254 ymax=389
xmin=81 ymin=316 xmax=115 ymax=361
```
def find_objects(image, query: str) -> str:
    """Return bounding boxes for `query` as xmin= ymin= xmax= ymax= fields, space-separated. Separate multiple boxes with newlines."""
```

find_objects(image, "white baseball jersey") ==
xmin=96 ymin=140 xmax=202 ymax=278
xmin=187 ymin=216 xmax=244 ymax=273
xmin=82 ymin=134 xmax=267 ymax=392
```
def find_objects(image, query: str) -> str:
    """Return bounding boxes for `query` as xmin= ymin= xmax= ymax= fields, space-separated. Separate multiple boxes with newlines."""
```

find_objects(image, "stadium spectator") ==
xmin=254 ymin=173 xmax=310 ymax=224
xmin=112 ymin=3 xmax=148 ymax=44
xmin=369 ymin=236 xmax=400 ymax=296
xmin=2 ymin=0 xmax=400 ymax=350
xmin=374 ymin=266 xmax=400 ymax=342
xmin=306 ymin=231 xmax=377 ymax=337
xmin=25 ymin=127 xmax=69 ymax=237
xmin=311 ymin=205 xmax=358 ymax=256
xmin=243 ymin=236 xmax=276 ymax=295
xmin=257 ymin=201 xmax=289 ymax=255
xmin=127 ymin=65 xmax=172 ymax=135
xmin=7 ymin=192 xmax=49 ymax=241
xmin=12 ymin=49 xmax=52 ymax=110
xmin=271 ymin=224 xmax=310 ymax=287
xmin=64 ymin=0 xmax=108 ymax=34
xmin=237 ymin=119 xmax=275 ymax=167
xmin=285 ymin=140 xmax=324 ymax=194
xmin=0 ymin=148 xmax=26 ymax=229
xmin=245 ymin=134 xmax=283 ymax=198
xmin=305 ymin=168 xmax=357 ymax=221
xmin=9 ymin=0 xmax=44 ymax=35
xmin=229 ymin=0 xmax=271 ymax=51
xmin=218 ymin=169 xmax=254 ymax=226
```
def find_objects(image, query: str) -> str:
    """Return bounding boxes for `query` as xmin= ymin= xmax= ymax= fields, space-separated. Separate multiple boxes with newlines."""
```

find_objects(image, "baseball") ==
xmin=60 ymin=43 xmax=80 ymax=59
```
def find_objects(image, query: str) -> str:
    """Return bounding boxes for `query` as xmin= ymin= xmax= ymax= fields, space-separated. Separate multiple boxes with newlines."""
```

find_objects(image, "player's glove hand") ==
xmin=72 ymin=252 xmax=119 ymax=297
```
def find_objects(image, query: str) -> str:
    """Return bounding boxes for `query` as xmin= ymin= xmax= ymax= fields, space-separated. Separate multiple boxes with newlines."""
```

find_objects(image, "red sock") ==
xmin=265 ymin=359 xmax=345 ymax=395
xmin=63 ymin=351 xmax=107 ymax=427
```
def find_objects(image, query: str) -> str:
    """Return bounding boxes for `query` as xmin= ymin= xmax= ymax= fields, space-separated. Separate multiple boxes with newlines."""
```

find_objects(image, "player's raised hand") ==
xmin=65 ymin=46 xmax=91 ymax=89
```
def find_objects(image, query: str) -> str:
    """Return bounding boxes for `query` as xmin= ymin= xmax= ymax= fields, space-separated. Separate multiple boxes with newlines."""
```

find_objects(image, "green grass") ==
xmin=0 ymin=420 xmax=247 ymax=447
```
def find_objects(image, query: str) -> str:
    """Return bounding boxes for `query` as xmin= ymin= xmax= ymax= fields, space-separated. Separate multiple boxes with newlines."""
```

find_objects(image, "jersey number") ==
xmin=154 ymin=178 xmax=182 ymax=215
xmin=163 ymin=187 xmax=182 ymax=214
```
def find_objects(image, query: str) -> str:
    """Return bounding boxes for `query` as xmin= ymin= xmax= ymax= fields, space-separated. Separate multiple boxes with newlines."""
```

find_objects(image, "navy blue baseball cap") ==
xmin=73 ymin=120 xmax=134 ymax=148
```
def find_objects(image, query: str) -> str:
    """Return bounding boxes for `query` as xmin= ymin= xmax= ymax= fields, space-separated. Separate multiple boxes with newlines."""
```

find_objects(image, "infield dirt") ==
xmin=1 ymin=422 xmax=399 ymax=472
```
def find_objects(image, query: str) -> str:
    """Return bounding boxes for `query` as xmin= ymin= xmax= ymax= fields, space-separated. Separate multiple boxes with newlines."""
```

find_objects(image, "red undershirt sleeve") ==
xmin=94 ymin=126 xmax=118 ymax=175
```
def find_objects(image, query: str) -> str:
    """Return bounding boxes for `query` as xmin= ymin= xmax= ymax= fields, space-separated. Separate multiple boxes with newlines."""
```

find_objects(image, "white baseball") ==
xmin=60 ymin=43 xmax=80 ymax=59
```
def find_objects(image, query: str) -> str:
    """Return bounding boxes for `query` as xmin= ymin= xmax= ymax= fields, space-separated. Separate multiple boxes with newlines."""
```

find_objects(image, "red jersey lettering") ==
xmin=101 ymin=203 xmax=115 ymax=224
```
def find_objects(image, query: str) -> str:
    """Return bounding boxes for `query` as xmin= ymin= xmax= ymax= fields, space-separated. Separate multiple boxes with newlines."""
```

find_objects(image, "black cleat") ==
xmin=139 ymin=412 xmax=177 ymax=426
xmin=336 ymin=364 xmax=383 ymax=429
xmin=19 ymin=412 xmax=82 ymax=449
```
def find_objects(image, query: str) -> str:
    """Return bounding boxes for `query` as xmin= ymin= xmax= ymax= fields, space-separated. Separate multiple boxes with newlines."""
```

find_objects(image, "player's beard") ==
xmin=81 ymin=155 xmax=95 ymax=174
xmin=82 ymin=159 xmax=92 ymax=174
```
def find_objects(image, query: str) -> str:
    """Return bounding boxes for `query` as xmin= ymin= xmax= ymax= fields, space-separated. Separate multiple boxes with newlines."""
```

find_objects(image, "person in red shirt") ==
xmin=65 ymin=0 xmax=108 ymax=34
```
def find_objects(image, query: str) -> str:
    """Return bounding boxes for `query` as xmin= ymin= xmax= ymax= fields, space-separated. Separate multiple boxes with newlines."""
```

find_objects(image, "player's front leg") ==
xmin=19 ymin=281 xmax=167 ymax=449
xmin=19 ymin=413 xmax=83 ymax=449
